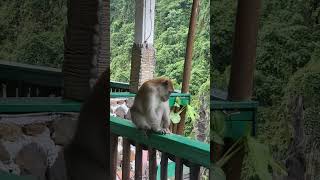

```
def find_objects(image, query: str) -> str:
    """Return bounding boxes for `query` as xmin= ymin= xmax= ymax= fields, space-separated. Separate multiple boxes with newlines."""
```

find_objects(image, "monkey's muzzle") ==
xmin=162 ymin=94 xmax=171 ymax=102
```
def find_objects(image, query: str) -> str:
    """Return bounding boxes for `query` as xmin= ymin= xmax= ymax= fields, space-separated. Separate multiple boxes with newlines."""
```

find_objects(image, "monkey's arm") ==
xmin=144 ymin=95 xmax=166 ymax=134
xmin=161 ymin=101 xmax=172 ymax=134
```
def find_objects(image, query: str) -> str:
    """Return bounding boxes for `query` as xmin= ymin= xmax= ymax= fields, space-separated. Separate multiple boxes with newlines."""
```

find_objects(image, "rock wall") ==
xmin=0 ymin=113 xmax=78 ymax=180
xmin=0 ymin=97 xmax=137 ymax=179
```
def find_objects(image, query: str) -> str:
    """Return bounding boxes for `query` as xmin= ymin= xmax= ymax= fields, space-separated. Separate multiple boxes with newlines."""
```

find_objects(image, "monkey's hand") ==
xmin=164 ymin=128 xmax=172 ymax=134
xmin=154 ymin=128 xmax=170 ymax=135
xmin=142 ymin=130 xmax=149 ymax=138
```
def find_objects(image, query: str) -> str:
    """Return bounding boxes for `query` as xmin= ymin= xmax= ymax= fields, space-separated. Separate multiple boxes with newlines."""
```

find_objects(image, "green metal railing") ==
xmin=210 ymin=91 xmax=258 ymax=164
xmin=211 ymin=100 xmax=258 ymax=140
xmin=0 ymin=61 xmax=209 ymax=179
xmin=110 ymin=81 xmax=130 ymax=92
xmin=110 ymin=116 xmax=210 ymax=174
xmin=110 ymin=91 xmax=210 ymax=180
xmin=0 ymin=60 xmax=130 ymax=97
xmin=0 ymin=172 xmax=36 ymax=180
xmin=111 ymin=92 xmax=190 ymax=107
xmin=111 ymin=117 xmax=210 ymax=166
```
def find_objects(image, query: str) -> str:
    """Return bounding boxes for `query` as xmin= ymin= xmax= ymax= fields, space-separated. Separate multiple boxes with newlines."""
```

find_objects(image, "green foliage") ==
xmin=211 ymin=1 xmax=320 ymax=178
xmin=170 ymin=97 xmax=199 ymax=125
xmin=246 ymin=136 xmax=287 ymax=180
xmin=110 ymin=0 xmax=210 ymax=93
xmin=111 ymin=0 xmax=210 ymax=138
xmin=210 ymin=0 xmax=237 ymax=73
xmin=170 ymin=111 xmax=181 ymax=124
xmin=210 ymin=135 xmax=287 ymax=180
xmin=0 ymin=0 xmax=66 ymax=67
xmin=210 ymin=164 xmax=226 ymax=180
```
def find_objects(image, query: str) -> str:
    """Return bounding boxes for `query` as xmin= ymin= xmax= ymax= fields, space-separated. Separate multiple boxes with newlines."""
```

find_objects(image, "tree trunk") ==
xmin=224 ymin=0 xmax=261 ymax=179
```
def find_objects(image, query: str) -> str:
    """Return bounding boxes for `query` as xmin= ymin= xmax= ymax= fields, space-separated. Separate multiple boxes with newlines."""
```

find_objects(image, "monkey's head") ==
xmin=158 ymin=78 xmax=174 ymax=102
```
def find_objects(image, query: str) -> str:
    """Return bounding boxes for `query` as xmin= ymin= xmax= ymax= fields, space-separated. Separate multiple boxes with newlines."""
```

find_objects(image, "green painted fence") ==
xmin=111 ymin=116 xmax=210 ymax=168
xmin=211 ymin=100 xmax=258 ymax=139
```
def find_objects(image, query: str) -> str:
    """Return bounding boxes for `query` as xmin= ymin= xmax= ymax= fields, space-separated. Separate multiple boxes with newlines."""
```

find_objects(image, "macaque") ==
xmin=63 ymin=69 xmax=109 ymax=180
xmin=130 ymin=77 xmax=174 ymax=135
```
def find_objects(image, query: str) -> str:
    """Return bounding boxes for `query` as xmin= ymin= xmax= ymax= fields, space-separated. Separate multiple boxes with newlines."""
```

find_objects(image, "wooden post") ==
xmin=177 ymin=0 xmax=200 ymax=135
xmin=225 ymin=0 xmax=261 ymax=180
xmin=227 ymin=0 xmax=261 ymax=101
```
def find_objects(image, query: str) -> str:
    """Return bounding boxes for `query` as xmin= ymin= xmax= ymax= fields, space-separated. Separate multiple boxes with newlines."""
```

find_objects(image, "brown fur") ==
xmin=130 ymin=77 xmax=174 ymax=134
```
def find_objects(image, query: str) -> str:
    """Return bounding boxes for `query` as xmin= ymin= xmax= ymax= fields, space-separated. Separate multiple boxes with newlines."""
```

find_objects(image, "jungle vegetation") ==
xmin=0 ymin=0 xmax=211 ymax=140
xmin=211 ymin=0 xmax=320 ymax=179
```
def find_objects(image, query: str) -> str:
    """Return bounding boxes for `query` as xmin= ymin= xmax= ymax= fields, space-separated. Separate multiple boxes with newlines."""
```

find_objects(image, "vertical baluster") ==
xmin=135 ymin=144 xmax=143 ymax=180
xmin=122 ymin=138 xmax=131 ymax=180
xmin=17 ymin=81 xmax=23 ymax=97
xmin=36 ymin=88 xmax=40 ymax=97
xmin=27 ymin=87 xmax=31 ymax=97
xmin=148 ymin=147 xmax=157 ymax=180
xmin=175 ymin=158 xmax=183 ymax=180
xmin=190 ymin=164 xmax=200 ymax=180
xmin=2 ymin=83 xmax=6 ymax=98
xmin=160 ymin=152 xmax=168 ymax=180
xmin=110 ymin=134 xmax=118 ymax=180
xmin=15 ymin=87 xmax=19 ymax=97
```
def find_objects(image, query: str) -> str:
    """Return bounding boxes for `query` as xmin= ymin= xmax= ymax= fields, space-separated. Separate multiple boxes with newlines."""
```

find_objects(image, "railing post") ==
xmin=148 ymin=147 xmax=157 ymax=180
xmin=174 ymin=158 xmax=183 ymax=180
xmin=110 ymin=134 xmax=118 ymax=180
xmin=2 ymin=83 xmax=6 ymax=97
xmin=160 ymin=153 xmax=168 ymax=180
xmin=135 ymin=144 xmax=143 ymax=180
xmin=122 ymin=138 xmax=131 ymax=180
xmin=190 ymin=163 xmax=200 ymax=180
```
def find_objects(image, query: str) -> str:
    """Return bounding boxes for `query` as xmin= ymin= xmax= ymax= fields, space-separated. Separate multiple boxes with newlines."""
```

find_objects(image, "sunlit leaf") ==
xmin=170 ymin=111 xmax=181 ymax=124
xmin=175 ymin=97 xmax=182 ymax=106
xmin=186 ymin=104 xmax=197 ymax=122
xmin=210 ymin=164 xmax=226 ymax=180
xmin=174 ymin=101 xmax=180 ymax=107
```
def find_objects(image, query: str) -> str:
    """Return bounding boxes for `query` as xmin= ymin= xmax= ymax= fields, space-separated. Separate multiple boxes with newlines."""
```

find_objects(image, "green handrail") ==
xmin=211 ymin=100 xmax=258 ymax=139
xmin=110 ymin=81 xmax=130 ymax=90
xmin=111 ymin=92 xmax=191 ymax=107
xmin=0 ymin=172 xmax=35 ymax=180
xmin=211 ymin=100 xmax=258 ymax=110
xmin=111 ymin=116 xmax=210 ymax=168
xmin=0 ymin=60 xmax=134 ymax=91
xmin=0 ymin=91 xmax=190 ymax=113
xmin=0 ymin=60 xmax=62 ymax=87
xmin=0 ymin=97 xmax=81 ymax=113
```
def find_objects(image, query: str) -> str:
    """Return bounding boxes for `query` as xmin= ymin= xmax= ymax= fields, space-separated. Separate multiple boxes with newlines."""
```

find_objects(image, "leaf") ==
xmin=210 ymin=164 xmax=226 ymax=180
xmin=246 ymin=136 xmax=273 ymax=180
xmin=269 ymin=158 xmax=288 ymax=176
xmin=174 ymin=101 xmax=180 ymax=108
xmin=212 ymin=130 xmax=224 ymax=145
xmin=175 ymin=97 xmax=182 ymax=106
xmin=186 ymin=104 xmax=197 ymax=122
xmin=211 ymin=112 xmax=225 ymax=136
xmin=170 ymin=111 xmax=181 ymax=124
